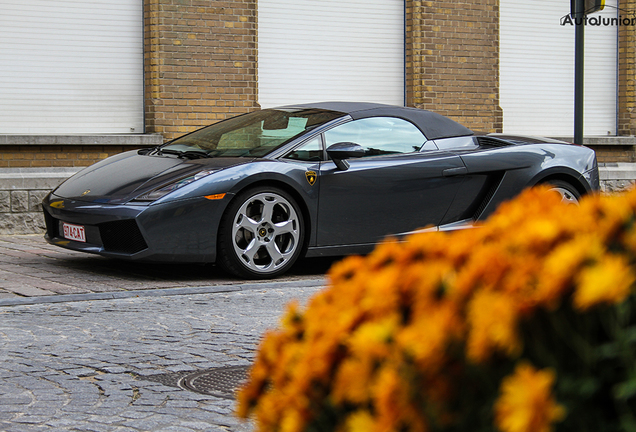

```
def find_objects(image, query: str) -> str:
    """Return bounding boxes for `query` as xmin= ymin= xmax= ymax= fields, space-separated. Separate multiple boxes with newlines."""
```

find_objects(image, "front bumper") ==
xmin=43 ymin=192 xmax=231 ymax=263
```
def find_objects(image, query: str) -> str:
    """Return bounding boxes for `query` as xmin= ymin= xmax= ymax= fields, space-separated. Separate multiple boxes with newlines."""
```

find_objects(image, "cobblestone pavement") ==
xmin=0 ymin=234 xmax=335 ymax=431
xmin=0 ymin=235 xmax=335 ymax=302
xmin=0 ymin=283 xmax=324 ymax=431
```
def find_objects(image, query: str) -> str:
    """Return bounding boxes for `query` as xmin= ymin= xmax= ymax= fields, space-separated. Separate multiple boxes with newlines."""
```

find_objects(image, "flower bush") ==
xmin=237 ymin=186 xmax=636 ymax=432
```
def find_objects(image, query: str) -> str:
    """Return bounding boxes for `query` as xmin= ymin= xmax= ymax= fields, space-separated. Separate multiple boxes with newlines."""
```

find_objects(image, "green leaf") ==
xmin=614 ymin=379 xmax=636 ymax=400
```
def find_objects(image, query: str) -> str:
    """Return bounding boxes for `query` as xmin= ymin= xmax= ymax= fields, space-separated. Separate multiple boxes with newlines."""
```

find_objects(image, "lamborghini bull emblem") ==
xmin=305 ymin=171 xmax=317 ymax=186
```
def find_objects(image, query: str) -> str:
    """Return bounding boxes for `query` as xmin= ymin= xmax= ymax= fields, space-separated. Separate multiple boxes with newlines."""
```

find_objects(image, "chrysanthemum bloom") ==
xmin=467 ymin=289 xmax=522 ymax=363
xmin=494 ymin=363 xmax=566 ymax=432
xmin=238 ymin=186 xmax=636 ymax=432
xmin=574 ymin=254 xmax=635 ymax=311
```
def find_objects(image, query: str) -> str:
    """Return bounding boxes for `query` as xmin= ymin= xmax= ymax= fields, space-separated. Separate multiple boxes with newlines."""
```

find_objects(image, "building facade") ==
xmin=0 ymin=0 xmax=635 ymax=232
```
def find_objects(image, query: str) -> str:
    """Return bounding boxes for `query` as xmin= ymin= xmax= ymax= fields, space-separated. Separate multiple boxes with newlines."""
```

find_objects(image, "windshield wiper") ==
xmin=157 ymin=148 xmax=212 ymax=159
xmin=137 ymin=146 xmax=160 ymax=155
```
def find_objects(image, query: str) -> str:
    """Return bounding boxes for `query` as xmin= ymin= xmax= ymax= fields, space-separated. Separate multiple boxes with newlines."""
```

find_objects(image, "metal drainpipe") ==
xmin=404 ymin=0 xmax=407 ymax=107
xmin=616 ymin=0 xmax=620 ymax=136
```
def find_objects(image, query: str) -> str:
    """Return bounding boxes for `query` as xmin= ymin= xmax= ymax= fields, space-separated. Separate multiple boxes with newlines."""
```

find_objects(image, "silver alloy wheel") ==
xmin=231 ymin=192 xmax=301 ymax=274
xmin=550 ymin=186 xmax=579 ymax=205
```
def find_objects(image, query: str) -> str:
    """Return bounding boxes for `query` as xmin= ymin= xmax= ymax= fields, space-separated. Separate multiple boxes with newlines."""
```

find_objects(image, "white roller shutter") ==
xmin=500 ymin=0 xmax=618 ymax=136
xmin=258 ymin=0 xmax=405 ymax=108
xmin=0 ymin=0 xmax=143 ymax=134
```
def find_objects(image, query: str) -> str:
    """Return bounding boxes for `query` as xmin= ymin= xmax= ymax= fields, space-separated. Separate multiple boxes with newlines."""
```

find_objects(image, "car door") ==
xmin=316 ymin=117 xmax=466 ymax=246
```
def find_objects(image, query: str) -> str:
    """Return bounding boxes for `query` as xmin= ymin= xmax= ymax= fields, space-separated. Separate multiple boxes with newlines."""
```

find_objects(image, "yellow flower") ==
xmin=280 ymin=408 xmax=304 ymax=432
xmin=332 ymin=357 xmax=373 ymax=404
xmin=573 ymin=254 xmax=635 ymax=311
xmin=240 ymin=185 xmax=636 ymax=432
xmin=494 ymin=362 xmax=566 ymax=432
xmin=359 ymin=266 xmax=403 ymax=318
xmin=536 ymin=236 xmax=604 ymax=309
xmin=580 ymin=192 xmax=634 ymax=240
xmin=453 ymin=244 xmax=511 ymax=301
xmin=343 ymin=410 xmax=375 ymax=432
xmin=397 ymin=302 xmax=459 ymax=371
xmin=328 ymin=255 xmax=367 ymax=285
xmin=467 ymin=289 xmax=521 ymax=363
xmin=348 ymin=315 xmax=398 ymax=359
xmin=333 ymin=316 xmax=399 ymax=404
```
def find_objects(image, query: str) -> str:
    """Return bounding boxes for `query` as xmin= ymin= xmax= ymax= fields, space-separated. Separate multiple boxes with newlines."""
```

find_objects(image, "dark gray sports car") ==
xmin=42 ymin=102 xmax=599 ymax=278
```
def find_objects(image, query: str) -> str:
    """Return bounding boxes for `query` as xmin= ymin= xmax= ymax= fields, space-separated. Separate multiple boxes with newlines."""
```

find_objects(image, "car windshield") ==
xmin=161 ymin=108 xmax=344 ymax=158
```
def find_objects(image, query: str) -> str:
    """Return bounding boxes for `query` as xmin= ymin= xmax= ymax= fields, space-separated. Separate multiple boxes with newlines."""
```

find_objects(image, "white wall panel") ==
xmin=500 ymin=0 xmax=617 ymax=136
xmin=0 ymin=0 xmax=143 ymax=134
xmin=258 ymin=0 xmax=404 ymax=108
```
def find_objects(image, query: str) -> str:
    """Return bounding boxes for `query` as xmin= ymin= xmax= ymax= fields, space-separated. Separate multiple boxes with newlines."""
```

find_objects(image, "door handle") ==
xmin=442 ymin=167 xmax=468 ymax=177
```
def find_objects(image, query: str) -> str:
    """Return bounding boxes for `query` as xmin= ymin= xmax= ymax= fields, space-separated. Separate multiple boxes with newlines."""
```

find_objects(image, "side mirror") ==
xmin=326 ymin=142 xmax=365 ymax=170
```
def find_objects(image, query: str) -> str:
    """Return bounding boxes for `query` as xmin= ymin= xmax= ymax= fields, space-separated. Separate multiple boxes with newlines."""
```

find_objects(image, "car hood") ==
xmin=52 ymin=151 xmax=253 ymax=204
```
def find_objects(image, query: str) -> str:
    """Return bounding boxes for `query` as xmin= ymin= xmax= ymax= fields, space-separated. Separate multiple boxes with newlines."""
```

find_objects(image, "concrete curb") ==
xmin=0 ymin=134 xmax=164 ymax=146
xmin=0 ymin=277 xmax=327 ymax=307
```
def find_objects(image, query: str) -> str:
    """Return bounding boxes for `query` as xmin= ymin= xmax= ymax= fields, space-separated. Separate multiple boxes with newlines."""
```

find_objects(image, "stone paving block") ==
xmin=41 ymin=279 xmax=122 ymax=292
xmin=45 ymin=418 xmax=86 ymax=428
xmin=2 ymin=285 xmax=54 ymax=296
xmin=72 ymin=423 xmax=117 ymax=432
xmin=28 ymin=281 xmax=89 ymax=295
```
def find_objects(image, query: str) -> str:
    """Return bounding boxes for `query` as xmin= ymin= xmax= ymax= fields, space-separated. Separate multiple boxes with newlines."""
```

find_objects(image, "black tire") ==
xmin=544 ymin=179 xmax=581 ymax=204
xmin=217 ymin=186 xmax=305 ymax=279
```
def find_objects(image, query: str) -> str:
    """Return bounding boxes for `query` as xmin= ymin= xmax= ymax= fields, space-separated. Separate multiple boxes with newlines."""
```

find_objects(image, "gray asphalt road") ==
xmin=0 ymin=283 xmax=324 ymax=431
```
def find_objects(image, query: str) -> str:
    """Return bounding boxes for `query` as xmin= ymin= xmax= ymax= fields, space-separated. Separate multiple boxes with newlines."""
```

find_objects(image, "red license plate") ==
xmin=62 ymin=223 xmax=86 ymax=243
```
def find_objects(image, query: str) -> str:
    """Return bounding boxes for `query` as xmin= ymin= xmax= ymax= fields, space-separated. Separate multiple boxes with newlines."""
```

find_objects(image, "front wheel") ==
xmin=217 ymin=187 xmax=305 ymax=279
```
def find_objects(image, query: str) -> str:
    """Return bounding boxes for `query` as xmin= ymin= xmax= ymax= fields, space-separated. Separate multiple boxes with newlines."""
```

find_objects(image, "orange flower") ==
xmin=536 ymin=236 xmax=604 ymax=309
xmin=238 ymin=186 xmax=636 ymax=432
xmin=494 ymin=362 xmax=566 ymax=432
xmin=397 ymin=302 xmax=460 ymax=371
xmin=573 ymin=254 xmax=635 ymax=311
xmin=467 ymin=289 xmax=522 ymax=363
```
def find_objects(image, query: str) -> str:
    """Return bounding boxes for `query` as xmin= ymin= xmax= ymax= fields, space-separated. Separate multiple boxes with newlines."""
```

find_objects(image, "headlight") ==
xmin=134 ymin=169 xmax=217 ymax=202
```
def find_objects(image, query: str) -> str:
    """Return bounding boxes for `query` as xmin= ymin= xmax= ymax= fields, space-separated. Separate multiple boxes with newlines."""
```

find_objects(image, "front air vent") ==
xmin=99 ymin=219 xmax=148 ymax=254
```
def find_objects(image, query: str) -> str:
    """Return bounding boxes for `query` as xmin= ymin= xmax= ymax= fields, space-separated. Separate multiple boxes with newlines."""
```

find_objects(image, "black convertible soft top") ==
xmin=281 ymin=101 xmax=474 ymax=141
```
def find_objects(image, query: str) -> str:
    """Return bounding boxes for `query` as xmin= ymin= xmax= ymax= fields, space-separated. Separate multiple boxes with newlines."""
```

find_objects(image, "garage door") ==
xmin=500 ymin=0 xmax=618 ymax=136
xmin=0 ymin=0 xmax=143 ymax=134
xmin=258 ymin=0 xmax=405 ymax=108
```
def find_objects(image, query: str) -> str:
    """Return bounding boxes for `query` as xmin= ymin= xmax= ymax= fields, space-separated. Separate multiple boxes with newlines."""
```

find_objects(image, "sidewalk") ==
xmin=0 ymin=235 xmax=330 ymax=303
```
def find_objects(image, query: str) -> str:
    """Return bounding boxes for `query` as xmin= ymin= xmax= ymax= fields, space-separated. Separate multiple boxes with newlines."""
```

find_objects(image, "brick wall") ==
xmin=406 ymin=0 xmax=502 ymax=133
xmin=589 ymin=145 xmax=636 ymax=164
xmin=144 ymin=0 xmax=259 ymax=140
xmin=618 ymin=0 xmax=636 ymax=136
xmin=0 ymin=146 xmax=142 ymax=168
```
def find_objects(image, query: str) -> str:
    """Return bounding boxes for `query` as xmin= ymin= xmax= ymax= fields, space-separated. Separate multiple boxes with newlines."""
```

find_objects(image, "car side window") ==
xmin=283 ymin=137 xmax=323 ymax=161
xmin=324 ymin=117 xmax=426 ymax=157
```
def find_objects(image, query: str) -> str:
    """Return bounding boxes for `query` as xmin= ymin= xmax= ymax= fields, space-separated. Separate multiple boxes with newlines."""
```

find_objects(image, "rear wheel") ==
xmin=544 ymin=179 xmax=581 ymax=205
xmin=217 ymin=186 xmax=304 ymax=279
